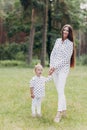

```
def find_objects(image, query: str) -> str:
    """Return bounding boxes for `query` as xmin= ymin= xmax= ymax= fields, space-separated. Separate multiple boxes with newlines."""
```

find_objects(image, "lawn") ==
xmin=0 ymin=66 xmax=87 ymax=130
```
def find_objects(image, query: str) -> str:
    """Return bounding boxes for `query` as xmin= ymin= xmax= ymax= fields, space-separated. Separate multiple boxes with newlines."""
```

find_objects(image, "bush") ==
xmin=76 ymin=55 xmax=87 ymax=66
xmin=82 ymin=55 xmax=87 ymax=65
xmin=0 ymin=60 xmax=26 ymax=67
xmin=0 ymin=59 xmax=41 ymax=68
xmin=0 ymin=43 xmax=28 ymax=60
xmin=15 ymin=52 xmax=26 ymax=61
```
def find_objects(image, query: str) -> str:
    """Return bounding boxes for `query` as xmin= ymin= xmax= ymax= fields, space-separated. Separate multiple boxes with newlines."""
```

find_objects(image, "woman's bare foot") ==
xmin=54 ymin=111 xmax=62 ymax=123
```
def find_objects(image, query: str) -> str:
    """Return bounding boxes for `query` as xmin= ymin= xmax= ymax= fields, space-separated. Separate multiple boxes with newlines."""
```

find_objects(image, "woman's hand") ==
xmin=49 ymin=67 xmax=55 ymax=75
xmin=31 ymin=93 xmax=35 ymax=99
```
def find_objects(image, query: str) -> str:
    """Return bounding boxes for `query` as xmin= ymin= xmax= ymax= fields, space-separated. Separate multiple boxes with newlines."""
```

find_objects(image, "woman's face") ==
xmin=62 ymin=26 xmax=69 ymax=40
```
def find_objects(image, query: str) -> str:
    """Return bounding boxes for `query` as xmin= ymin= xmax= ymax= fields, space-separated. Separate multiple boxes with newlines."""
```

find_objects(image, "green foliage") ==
xmin=0 ymin=43 xmax=28 ymax=60
xmin=1 ymin=0 xmax=87 ymax=64
xmin=20 ymin=0 xmax=31 ymax=10
xmin=0 ymin=41 xmax=42 ymax=61
xmin=77 ymin=55 xmax=87 ymax=65
xmin=15 ymin=51 xmax=25 ymax=61
xmin=53 ymin=0 xmax=82 ymax=30
xmin=20 ymin=0 xmax=44 ymax=10
xmin=0 ymin=59 xmax=41 ymax=68
xmin=82 ymin=55 xmax=87 ymax=65
xmin=0 ymin=60 xmax=26 ymax=67
xmin=5 ymin=11 xmax=31 ymax=37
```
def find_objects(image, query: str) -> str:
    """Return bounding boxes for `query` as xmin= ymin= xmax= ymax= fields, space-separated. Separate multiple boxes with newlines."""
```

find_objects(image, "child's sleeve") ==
xmin=30 ymin=78 xmax=34 ymax=88
xmin=45 ymin=75 xmax=53 ymax=83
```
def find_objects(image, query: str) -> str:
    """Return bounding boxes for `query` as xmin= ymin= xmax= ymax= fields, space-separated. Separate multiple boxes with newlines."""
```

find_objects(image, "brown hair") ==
xmin=61 ymin=24 xmax=75 ymax=67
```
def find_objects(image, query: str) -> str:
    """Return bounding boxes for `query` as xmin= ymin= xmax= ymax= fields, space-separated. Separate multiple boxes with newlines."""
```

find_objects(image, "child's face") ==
xmin=35 ymin=67 xmax=43 ymax=77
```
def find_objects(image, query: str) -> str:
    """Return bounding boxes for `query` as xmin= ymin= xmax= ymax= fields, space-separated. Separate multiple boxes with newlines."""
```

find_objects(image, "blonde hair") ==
xmin=34 ymin=63 xmax=43 ymax=72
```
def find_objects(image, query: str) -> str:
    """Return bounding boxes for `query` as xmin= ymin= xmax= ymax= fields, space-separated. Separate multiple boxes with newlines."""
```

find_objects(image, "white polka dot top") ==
xmin=50 ymin=38 xmax=73 ymax=73
xmin=30 ymin=76 xmax=52 ymax=98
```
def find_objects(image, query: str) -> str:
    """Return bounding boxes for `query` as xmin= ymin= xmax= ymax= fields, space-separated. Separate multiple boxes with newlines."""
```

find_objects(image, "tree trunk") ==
xmin=41 ymin=0 xmax=48 ymax=67
xmin=27 ymin=8 xmax=35 ymax=64
xmin=47 ymin=0 xmax=52 ymax=64
xmin=77 ymin=30 xmax=81 ymax=58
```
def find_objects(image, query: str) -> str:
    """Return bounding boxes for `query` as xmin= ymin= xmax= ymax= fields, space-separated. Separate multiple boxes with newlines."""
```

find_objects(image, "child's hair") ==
xmin=34 ymin=63 xmax=43 ymax=72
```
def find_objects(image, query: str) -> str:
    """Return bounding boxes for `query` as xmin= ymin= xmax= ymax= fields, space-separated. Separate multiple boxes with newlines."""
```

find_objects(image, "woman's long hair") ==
xmin=61 ymin=24 xmax=75 ymax=67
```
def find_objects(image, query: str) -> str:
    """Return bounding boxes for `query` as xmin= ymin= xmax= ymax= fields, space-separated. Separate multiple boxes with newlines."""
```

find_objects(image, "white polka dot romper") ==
xmin=30 ymin=76 xmax=51 ymax=98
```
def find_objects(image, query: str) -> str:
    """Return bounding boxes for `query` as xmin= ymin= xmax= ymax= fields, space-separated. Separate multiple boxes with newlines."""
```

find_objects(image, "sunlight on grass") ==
xmin=0 ymin=66 xmax=87 ymax=130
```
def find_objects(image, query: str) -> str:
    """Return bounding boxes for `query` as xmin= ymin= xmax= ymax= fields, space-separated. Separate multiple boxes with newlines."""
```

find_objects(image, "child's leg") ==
xmin=31 ymin=98 xmax=36 ymax=115
xmin=36 ymin=97 xmax=42 ymax=115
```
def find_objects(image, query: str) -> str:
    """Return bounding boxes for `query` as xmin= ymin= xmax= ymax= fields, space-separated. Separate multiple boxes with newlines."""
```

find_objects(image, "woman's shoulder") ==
xmin=67 ymin=39 xmax=73 ymax=47
xmin=56 ymin=38 xmax=61 ymax=42
xmin=55 ymin=38 xmax=62 ymax=45
xmin=67 ymin=39 xmax=73 ymax=44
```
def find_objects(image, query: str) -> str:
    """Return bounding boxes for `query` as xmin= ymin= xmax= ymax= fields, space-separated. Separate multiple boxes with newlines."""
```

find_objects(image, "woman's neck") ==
xmin=62 ymin=38 xmax=67 ymax=43
xmin=62 ymin=37 xmax=67 ymax=41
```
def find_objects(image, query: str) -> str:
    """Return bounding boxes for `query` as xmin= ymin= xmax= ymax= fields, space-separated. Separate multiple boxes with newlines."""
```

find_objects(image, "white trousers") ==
xmin=53 ymin=72 xmax=68 ymax=112
xmin=31 ymin=97 xmax=42 ymax=115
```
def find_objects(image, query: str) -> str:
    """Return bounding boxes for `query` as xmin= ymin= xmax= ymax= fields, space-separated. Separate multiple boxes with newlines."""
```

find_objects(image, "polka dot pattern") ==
xmin=50 ymin=38 xmax=73 ymax=73
xmin=30 ymin=76 xmax=52 ymax=97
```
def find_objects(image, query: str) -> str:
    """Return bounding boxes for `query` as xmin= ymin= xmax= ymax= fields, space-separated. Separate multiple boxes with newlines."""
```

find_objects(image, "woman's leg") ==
xmin=57 ymin=72 xmax=68 ymax=111
xmin=53 ymin=72 xmax=68 ymax=111
xmin=53 ymin=72 xmax=68 ymax=122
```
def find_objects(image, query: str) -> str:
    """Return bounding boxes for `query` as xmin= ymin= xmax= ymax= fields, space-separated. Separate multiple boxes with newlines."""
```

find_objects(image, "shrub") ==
xmin=82 ymin=55 xmax=87 ymax=65
xmin=0 ymin=60 xmax=26 ymax=67
xmin=76 ymin=55 xmax=87 ymax=66
xmin=0 ymin=43 xmax=28 ymax=60
xmin=0 ymin=59 xmax=42 ymax=68
xmin=15 ymin=51 xmax=26 ymax=61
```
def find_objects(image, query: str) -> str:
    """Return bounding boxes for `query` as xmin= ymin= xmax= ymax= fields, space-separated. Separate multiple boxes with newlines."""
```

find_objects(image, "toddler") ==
xmin=30 ymin=63 xmax=52 ymax=117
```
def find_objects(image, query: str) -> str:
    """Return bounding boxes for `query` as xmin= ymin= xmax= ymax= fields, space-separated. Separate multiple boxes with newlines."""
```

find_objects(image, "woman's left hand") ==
xmin=49 ymin=67 xmax=55 ymax=75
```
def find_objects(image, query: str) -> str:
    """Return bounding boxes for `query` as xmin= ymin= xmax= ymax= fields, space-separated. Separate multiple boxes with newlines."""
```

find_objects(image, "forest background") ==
xmin=0 ymin=1 xmax=87 ymax=130
xmin=0 ymin=0 xmax=87 ymax=67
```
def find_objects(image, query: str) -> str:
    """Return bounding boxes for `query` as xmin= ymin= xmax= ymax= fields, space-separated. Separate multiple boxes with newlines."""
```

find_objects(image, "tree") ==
xmin=20 ymin=0 xmax=45 ymax=64
xmin=27 ymin=8 xmax=36 ymax=64
xmin=41 ymin=0 xmax=48 ymax=67
xmin=1 ymin=0 xmax=87 ymax=63
xmin=20 ymin=0 xmax=35 ymax=64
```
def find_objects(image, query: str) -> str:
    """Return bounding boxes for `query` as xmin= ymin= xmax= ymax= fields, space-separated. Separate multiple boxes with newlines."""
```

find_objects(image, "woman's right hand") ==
xmin=49 ymin=67 xmax=55 ymax=75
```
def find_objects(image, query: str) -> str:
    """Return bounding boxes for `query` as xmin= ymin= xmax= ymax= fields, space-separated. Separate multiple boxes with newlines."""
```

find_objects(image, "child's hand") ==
xmin=31 ymin=94 xmax=35 ymax=98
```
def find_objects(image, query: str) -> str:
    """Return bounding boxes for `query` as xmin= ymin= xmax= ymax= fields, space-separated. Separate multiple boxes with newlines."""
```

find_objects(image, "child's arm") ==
xmin=30 ymin=87 xmax=35 ymax=98
xmin=45 ymin=75 xmax=53 ymax=83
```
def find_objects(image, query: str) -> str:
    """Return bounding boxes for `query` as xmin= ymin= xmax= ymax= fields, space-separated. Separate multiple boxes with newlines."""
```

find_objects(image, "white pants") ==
xmin=53 ymin=72 xmax=68 ymax=112
xmin=31 ymin=97 xmax=42 ymax=115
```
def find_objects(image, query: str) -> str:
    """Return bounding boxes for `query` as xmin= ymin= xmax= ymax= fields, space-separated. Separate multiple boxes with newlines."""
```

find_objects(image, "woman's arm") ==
xmin=50 ymin=40 xmax=73 ymax=69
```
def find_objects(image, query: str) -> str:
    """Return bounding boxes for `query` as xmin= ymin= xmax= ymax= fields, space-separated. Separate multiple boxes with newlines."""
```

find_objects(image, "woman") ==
xmin=49 ymin=24 xmax=75 ymax=123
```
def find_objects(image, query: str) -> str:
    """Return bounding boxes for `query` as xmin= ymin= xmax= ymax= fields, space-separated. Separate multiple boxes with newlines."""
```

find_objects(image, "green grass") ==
xmin=0 ymin=66 xmax=87 ymax=130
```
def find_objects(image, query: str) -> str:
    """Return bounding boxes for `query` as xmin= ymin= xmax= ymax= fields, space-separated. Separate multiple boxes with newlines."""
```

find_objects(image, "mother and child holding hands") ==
xmin=30 ymin=24 xmax=75 ymax=123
